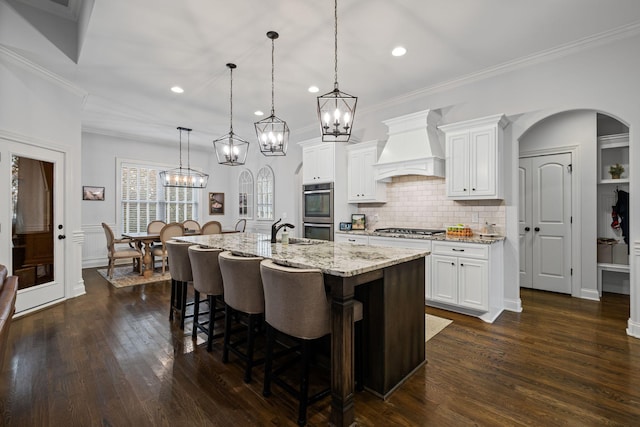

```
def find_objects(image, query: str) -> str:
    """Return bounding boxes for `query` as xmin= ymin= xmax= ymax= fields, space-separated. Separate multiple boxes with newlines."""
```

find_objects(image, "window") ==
xmin=238 ymin=169 xmax=253 ymax=219
xmin=256 ymin=166 xmax=274 ymax=220
xmin=119 ymin=161 xmax=198 ymax=233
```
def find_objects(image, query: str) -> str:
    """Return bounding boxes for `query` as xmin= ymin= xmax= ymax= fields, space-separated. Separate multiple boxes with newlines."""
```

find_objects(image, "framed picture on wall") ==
xmin=351 ymin=214 xmax=366 ymax=230
xmin=83 ymin=186 xmax=105 ymax=201
xmin=209 ymin=192 xmax=225 ymax=215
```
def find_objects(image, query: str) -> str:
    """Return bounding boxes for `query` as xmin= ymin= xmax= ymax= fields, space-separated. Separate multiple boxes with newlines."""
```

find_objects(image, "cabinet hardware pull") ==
xmin=534 ymin=227 xmax=540 ymax=232
xmin=451 ymin=262 xmax=455 ymax=266
xmin=452 ymin=248 xmax=465 ymax=252
xmin=348 ymin=239 xmax=355 ymax=242
xmin=525 ymin=227 xmax=530 ymax=232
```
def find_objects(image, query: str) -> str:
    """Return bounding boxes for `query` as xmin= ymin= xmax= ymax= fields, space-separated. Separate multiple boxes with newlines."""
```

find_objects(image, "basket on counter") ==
xmin=446 ymin=225 xmax=473 ymax=237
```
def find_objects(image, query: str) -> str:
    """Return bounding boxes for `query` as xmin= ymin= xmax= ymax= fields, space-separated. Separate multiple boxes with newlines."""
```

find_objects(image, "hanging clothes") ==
xmin=614 ymin=189 xmax=629 ymax=249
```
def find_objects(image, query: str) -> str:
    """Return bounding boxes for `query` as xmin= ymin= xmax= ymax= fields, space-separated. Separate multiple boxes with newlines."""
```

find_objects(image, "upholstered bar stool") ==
xmin=260 ymin=259 xmax=363 ymax=427
xmin=188 ymin=245 xmax=225 ymax=351
xmin=165 ymin=240 xmax=194 ymax=329
xmin=218 ymin=251 xmax=265 ymax=383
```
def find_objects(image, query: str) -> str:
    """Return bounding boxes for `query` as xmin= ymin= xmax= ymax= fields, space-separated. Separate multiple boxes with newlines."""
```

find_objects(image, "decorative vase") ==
xmin=611 ymin=173 xmax=621 ymax=179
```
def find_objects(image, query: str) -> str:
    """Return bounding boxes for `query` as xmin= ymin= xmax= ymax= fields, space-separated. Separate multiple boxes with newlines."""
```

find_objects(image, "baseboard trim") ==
xmin=627 ymin=318 xmax=640 ymax=338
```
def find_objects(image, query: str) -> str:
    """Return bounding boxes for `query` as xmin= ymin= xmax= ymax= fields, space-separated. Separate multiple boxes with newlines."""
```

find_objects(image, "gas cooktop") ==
xmin=374 ymin=228 xmax=446 ymax=236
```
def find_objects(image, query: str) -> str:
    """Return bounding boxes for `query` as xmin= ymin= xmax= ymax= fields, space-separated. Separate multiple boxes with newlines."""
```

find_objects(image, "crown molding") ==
xmin=0 ymin=44 xmax=87 ymax=99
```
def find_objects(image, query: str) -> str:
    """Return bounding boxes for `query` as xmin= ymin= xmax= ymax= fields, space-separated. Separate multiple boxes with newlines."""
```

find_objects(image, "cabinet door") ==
xmin=360 ymin=149 xmax=378 ymax=199
xmin=431 ymin=254 xmax=458 ymax=304
xmin=469 ymin=127 xmax=496 ymax=197
xmin=458 ymin=258 xmax=488 ymax=311
xmin=446 ymin=133 xmax=469 ymax=197
xmin=347 ymin=150 xmax=364 ymax=200
xmin=302 ymin=146 xmax=317 ymax=184
xmin=316 ymin=143 xmax=335 ymax=183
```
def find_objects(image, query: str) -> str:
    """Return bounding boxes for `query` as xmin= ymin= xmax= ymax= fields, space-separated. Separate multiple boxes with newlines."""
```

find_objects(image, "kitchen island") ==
xmin=176 ymin=232 xmax=430 ymax=427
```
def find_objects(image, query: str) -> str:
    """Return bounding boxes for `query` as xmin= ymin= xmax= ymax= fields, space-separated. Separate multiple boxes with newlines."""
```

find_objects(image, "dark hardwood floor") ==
xmin=1 ymin=269 xmax=639 ymax=426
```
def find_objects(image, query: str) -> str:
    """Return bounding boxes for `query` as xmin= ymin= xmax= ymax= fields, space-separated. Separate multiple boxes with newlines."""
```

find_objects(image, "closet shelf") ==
xmin=599 ymin=178 xmax=630 ymax=185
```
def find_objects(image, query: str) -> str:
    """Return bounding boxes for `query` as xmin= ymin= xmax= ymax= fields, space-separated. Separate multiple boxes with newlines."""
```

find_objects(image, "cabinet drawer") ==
xmin=432 ymin=241 xmax=488 ymax=259
xmin=369 ymin=236 xmax=432 ymax=250
xmin=335 ymin=234 xmax=369 ymax=245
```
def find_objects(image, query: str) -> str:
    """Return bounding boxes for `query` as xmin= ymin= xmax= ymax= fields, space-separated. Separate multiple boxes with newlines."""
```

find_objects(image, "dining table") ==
xmin=122 ymin=232 xmax=161 ymax=278
xmin=176 ymin=232 xmax=429 ymax=427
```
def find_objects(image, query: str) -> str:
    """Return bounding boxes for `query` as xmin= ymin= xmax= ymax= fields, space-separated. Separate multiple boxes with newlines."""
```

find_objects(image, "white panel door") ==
xmin=458 ymin=258 xmax=488 ymax=311
xmin=431 ymin=255 xmax=458 ymax=304
xmin=0 ymin=139 xmax=66 ymax=313
xmin=519 ymin=158 xmax=533 ymax=288
xmin=469 ymin=127 xmax=496 ymax=196
xmin=529 ymin=153 xmax=572 ymax=294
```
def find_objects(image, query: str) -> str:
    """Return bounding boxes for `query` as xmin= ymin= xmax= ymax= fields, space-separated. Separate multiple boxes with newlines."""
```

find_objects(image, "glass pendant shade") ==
xmin=160 ymin=127 xmax=209 ymax=188
xmin=256 ymin=31 xmax=289 ymax=156
xmin=317 ymin=0 xmax=357 ymax=142
xmin=214 ymin=63 xmax=249 ymax=166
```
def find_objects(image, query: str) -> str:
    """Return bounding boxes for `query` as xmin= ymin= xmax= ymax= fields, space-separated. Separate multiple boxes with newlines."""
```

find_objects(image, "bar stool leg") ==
xmin=192 ymin=289 xmax=201 ymax=338
xmin=263 ymin=324 xmax=274 ymax=397
xmin=298 ymin=339 xmax=311 ymax=426
xmin=244 ymin=314 xmax=256 ymax=383
xmin=223 ymin=304 xmax=232 ymax=362
xmin=180 ymin=281 xmax=188 ymax=330
xmin=169 ymin=279 xmax=176 ymax=321
xmin=206 ymin=295 xmax=215 ymax=352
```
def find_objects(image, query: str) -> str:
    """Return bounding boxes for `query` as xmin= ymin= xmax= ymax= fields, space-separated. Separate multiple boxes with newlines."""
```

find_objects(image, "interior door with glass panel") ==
xmin=0 ymin=139 xmax=65 ymax=314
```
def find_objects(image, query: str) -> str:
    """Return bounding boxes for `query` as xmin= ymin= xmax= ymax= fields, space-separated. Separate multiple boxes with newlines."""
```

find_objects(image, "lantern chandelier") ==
xmin=213 ymin=63 xmax=249 ymax=166
xmin=255 ymin=31 xmax=289 ymax=156
xmin=159 ymin=127 xmax=209 ymax=188
xmin=317 ymin=0 xmax=357 ymax=142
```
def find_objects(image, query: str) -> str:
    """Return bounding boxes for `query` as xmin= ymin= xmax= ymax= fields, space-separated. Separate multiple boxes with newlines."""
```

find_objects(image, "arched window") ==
xmin=238 ymin=169 xmax=253 ymax=219
xmin=256 ymin=166 xmax=274 ymax=220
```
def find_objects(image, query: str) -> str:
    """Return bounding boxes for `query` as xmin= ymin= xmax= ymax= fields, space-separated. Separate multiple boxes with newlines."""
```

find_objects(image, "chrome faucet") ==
xmin=271 ymin=218 xmax=295 ymax=243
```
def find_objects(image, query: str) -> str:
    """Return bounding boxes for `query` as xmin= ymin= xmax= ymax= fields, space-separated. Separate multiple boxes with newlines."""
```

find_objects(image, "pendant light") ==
xmin=255 ymin=31 xmax=289 ymax=156
xmin=159 ymin=127 xmax=209 ymax=188
xmin=213 ymin=63 xmax=249 ymax=166
xmin=317 ymin=0 xmax=357 ymax=142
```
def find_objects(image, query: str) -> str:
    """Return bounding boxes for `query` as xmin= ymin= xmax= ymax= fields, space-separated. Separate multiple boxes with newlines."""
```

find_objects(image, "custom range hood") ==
xmin=374 ymin=109 xmax=445 ymax=180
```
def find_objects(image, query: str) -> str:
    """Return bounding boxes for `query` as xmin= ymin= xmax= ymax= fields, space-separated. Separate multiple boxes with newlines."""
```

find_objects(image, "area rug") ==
xmin=97 ymin=266 xmax=171 ymax=288
xmin=425 ymin=314 xmax=452 ymax=342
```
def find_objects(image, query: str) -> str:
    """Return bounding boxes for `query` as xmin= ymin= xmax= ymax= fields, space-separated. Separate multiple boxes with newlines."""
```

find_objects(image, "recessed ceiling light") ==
xmin=254 ymin=110 xmax=264 ymax=116
xmin=171 ymin=86 xmax=184 ymax=93
xmin=391 ymin=46 xmax=407 ymax=57
xmin=308 ymin=86 xmax=319 ymax=93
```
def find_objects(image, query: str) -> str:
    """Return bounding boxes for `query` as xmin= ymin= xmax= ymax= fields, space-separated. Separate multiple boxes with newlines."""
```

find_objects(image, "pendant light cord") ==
xmin=334 ymin=0 xmax=338 ymax=89
xmin=271 ymin=36 xmax=275 ymax=116
xmin=229 ymin=66 xmax=234 ymax=134
xmin=186 ymin=129 xmax=191 ymax=170
xmin=178 ymin=128 xmax=183 ymax=169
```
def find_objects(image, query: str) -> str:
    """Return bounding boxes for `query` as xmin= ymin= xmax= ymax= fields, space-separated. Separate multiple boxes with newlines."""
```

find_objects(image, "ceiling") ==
xmin=7 ymin=0 xmax=640 ymax=147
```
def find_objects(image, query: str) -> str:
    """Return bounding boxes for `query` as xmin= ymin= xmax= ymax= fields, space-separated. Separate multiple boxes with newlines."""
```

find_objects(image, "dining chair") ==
xmin=260 ymin=259 xmax=363 ymax=426
xmin=150 ymin=222 xmax=184 ymax=275
xmin=200 ymin=221 xmax=222 ymax=235
xmin=182 ymin=219 xmax=201 ymax=234
xmin=147 ymin=220 xmax=166 ymax=234
xmin=234 ymin=219 xmax=247 ymax=232
xmin=101 ymin=223 xmax=143 ymax=279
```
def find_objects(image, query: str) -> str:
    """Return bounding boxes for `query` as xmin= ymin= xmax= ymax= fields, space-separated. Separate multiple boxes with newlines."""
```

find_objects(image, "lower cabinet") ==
xmin=334 ymin=233 xmax=369 ymax=245
xmin=429 ymin=240 xmax=504 ymax=323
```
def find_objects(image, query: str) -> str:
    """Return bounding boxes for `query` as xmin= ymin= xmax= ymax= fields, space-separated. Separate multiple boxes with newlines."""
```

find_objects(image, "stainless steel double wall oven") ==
xmin=302 ymin=182 xmax=334 ymax=241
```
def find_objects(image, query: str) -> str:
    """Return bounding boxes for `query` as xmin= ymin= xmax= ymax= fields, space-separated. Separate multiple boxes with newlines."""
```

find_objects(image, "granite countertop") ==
xmin=336 ymin=230 xmax=506 ymax=244
xmin=175 ymin=233 xmax=429 ymax=277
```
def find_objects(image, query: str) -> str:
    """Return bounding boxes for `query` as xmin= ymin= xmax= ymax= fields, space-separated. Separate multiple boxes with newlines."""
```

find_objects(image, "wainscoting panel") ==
xmin=83 ymin=223 xmax=109 ymax=268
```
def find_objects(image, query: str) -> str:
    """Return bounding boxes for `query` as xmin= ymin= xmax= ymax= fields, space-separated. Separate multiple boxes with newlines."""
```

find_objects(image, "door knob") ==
xmin=58 ymin=235 xmax=66 ymax=240
xmin=525 ymin=227 xmax=530 ymax=232
xmin=534 ymin=227 xmax=540 ymax=232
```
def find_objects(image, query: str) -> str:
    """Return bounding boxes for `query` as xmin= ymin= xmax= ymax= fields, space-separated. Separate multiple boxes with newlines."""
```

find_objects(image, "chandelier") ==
xmin=317 ymin=0 xmax=357 ymax=142
xmin=159 ymin=127 xmax=209 ymax=188
xmin=213 ymin=63 xmax=249 ymax=166
xmin=255 ymin=31 xmax=289 ymax=156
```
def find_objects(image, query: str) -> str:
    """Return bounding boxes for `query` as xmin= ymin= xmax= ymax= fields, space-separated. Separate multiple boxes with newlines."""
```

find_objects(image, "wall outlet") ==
xmin=471 ymin=212 xmax=479 ymax=223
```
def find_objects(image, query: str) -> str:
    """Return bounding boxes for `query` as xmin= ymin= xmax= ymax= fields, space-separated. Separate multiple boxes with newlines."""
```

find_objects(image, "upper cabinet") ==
xmin=346 ymin=140 xmax=387 ymax=203
xmin=439 ymin=114 xmax=509 ymax=200
xmin=300 ymin=140 xmax=335 ymax=184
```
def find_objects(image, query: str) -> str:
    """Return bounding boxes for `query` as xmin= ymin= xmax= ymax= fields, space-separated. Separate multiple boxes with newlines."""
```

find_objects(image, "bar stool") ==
xmin=165 ymin=240 xmax=194 ymax=329
xmin=259 ymin=259 xmax=363 ymax=427
xmin=188 ymin=245 xmax=225 ymax=351
xmin=218 ymin=251 xmax=265 ymax=383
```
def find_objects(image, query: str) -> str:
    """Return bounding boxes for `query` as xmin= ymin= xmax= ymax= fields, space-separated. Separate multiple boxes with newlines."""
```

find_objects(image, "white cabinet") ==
xmin=334 ymin=233 xmax=369 ymax=245
xmin=302 ymin=142 xmax=335 ymax=184
xmin=346 ymin=141 xmax=387 ymax=203
xmin=429 ymin=240 xmax=504 ymax=323
xmin=439 ymin=114 xmax=508 ymax=200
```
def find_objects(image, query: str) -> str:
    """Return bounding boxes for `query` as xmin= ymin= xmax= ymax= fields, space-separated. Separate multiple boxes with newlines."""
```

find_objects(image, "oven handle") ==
xmin=304 ymin=223 xmax=333 ymax=228
xmin=304 ymin=190 xmax=332 ymax=195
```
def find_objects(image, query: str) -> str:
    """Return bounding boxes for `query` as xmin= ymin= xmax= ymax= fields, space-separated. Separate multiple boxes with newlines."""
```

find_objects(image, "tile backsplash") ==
xmin=356 ymin=176 xmax=505 ymax=233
